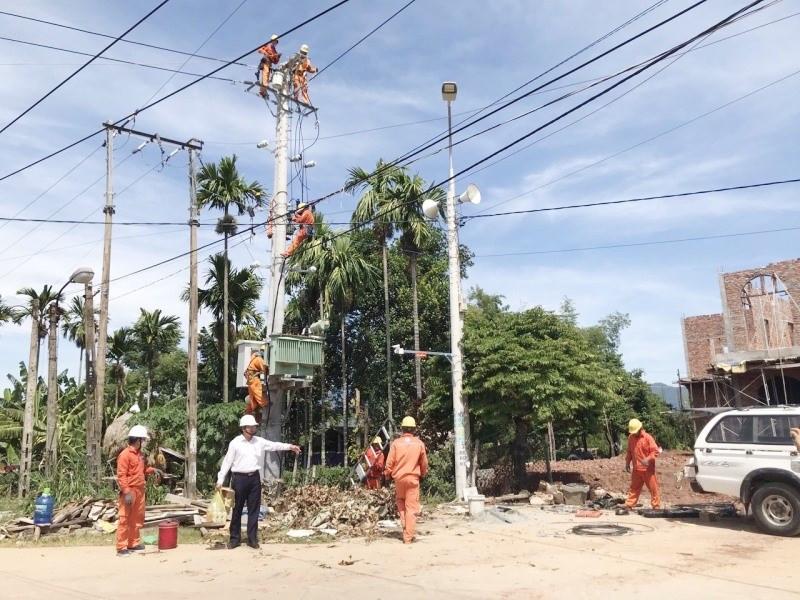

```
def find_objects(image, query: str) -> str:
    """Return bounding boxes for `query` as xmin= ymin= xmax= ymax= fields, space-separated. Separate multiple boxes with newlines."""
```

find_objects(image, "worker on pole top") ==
xmin=243 ymin=345 xmax=268 ymax=422
xmin=364 ymin=437 xmax=385 ymax=490
xmin=256 ymin=34 xmax=281 ymax=97
xmin=285 ymin=202 xmax=315 ymax=257
xmin=385 ymin=416 xmax=428 ymax=544
xmin=623 ymin=418 xmax=662 ymax=510
xmin=293 ymin=44 xmax=318 ymax=106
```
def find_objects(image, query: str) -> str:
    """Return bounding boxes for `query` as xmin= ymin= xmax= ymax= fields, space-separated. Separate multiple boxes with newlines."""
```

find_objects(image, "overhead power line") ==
xmin=0 ymin=0 xmax=173 ymax=137
xmin=0 ymin=9 xmax=249 ymax=67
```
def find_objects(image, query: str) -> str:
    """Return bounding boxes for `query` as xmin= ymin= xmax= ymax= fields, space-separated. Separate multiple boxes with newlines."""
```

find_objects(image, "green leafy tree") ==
xmin=60 ymin=295 xmax=97 ymax=388
xmin=108 ymin=327 xmax=135 ymax=410
xmin=196 ymin=155 xmax=264 ymax=403
xmin=131 ymin=309 xmax=181 ymax=409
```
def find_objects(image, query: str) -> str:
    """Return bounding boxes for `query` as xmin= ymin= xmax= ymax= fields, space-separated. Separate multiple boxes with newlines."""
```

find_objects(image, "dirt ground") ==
xmin=2 ymin=504 xmax=798 ymax=600
xmin=527 ymin=450 xmax=736 ymax=504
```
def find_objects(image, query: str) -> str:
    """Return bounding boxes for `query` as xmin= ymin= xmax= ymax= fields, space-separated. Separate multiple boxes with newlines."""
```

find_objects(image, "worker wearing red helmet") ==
xmin=624 ymin=418 xmax=661 ymax=510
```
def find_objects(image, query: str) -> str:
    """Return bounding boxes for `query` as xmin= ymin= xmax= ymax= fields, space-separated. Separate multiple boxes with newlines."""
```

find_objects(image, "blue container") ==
xmin=33 ymin=488 xmax=55 ymax=526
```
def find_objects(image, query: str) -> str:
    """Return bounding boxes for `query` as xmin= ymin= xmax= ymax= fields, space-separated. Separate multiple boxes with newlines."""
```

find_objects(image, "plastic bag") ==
xmin=207 ymin=491 xmax=228 ymax=523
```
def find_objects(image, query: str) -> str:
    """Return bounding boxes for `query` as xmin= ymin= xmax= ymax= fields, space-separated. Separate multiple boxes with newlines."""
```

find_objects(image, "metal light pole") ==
xmin=442 ymin=82 xmax=468 ymax=498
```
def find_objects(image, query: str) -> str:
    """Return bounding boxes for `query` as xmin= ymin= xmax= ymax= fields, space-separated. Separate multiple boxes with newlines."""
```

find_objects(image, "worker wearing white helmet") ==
xmin=217 ymin=415 xmax=300 ymax=549
xmin=285 ymin=201 xmax=314 ymax=257
xmin=292 ymin=43 xmax=317 ymax=105
xmin=256 ymin=34 xmax=281 ymax=97
xmin=115 ymin=424 xmax=155 ymax=556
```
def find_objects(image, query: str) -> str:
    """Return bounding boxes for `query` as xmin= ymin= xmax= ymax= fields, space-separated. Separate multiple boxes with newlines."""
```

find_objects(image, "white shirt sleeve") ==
xmin=258 ymin=437 xmax=293 ymax=453
xmin=217 ymin=440 xmax=236 ymax=485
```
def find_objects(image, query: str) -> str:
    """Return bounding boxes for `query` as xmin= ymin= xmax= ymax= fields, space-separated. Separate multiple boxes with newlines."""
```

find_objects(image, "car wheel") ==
xmin=751 ymin=482 xmax=800 ymax=537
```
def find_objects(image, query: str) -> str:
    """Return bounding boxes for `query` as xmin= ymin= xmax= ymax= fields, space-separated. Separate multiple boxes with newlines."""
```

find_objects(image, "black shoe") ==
xmin=128 ymin=545 xmax=146 ymax=553
xmin=227 ymin=541 xmax=240 ymax=549
xmin=247 ymin=541 xmax=260 ymax=549
xmin=117 ymin=549 xmax=131 ymax=556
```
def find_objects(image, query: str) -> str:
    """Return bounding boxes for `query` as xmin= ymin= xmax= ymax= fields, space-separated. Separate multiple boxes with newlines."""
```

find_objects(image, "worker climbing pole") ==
xmin=243 ymin=344 xmax=268 ymax=421
xmin=292 ymin=44 xmax=318 ymax=106
xmin=285 ymin=201 xmax=315 ymax=257
xmin=256 ymin=35 xmax=281 ymax=98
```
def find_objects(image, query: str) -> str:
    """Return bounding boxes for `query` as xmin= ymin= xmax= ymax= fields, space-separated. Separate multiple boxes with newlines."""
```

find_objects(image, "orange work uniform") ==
xmin=257 ymin=42 xmax=281 ymax=96
xmin=116 ymin=445 xmax=153 ymax=551
xmin=285 ymin=208 xmax=315 ymax=256
xmin=244 ymin=352 xmax=268 ymax=417
xmin=293 ymin=57 xmax=317 ymax=105
xmin=624 ymin=430 xmax=661 ymax=509
xmin=364 ymin=446 xmax=384 ymax=490
xmin=385 ymin=433 xmax=428 ymax=543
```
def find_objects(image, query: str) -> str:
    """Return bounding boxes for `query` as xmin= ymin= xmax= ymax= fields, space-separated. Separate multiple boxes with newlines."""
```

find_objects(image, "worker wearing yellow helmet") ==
xmin=243 ymin=344 xmax=269 ymax=421
xmin=256 ymin=34 xmax=281 ymax=97
xmin=285 ymin=201 xmax=315 ymax=257
xmin=293 ymin=43 xmax=318 ymax=105
xmin=363 ymin=436 xmax=385 ymax=490
xmin=623 ymin=418 xmax=662 ymax=510
xmin=385 ymin=416 xmax=428 ymax=543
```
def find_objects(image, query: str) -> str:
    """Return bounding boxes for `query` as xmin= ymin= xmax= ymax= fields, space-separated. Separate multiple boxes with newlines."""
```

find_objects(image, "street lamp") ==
xmin=45 ymin=267 xmax=94 ymax=477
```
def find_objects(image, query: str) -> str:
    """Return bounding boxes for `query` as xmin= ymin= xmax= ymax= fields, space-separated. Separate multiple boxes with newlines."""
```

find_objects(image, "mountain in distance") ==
xmin=650 ymin=382 xmax=683 ymax=410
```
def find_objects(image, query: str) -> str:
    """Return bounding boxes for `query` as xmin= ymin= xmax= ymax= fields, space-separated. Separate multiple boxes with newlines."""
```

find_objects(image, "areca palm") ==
xmin=61 ymin=295 xmax=96 ymax=387
xmin=290 ymin=226 xmax=377 ymax=466
xmin=108 ymin=327 xmax=135 ymax=410
xmin=132 ymin=309 xmax=181 ymax=409
xmin=197 ymin=155 xmax=264 ymax=403
xmin=0 ymin=295 xmax=14 ymax=326
xmin=346 ymin=160 xmax=410 ymax=419
xmin=183 ymin=253 xmax=264 ymax=398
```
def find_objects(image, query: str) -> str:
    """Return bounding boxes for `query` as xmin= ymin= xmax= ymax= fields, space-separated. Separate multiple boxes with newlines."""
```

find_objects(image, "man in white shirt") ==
xmin=217 ymin=414 xmax=300 ymax=549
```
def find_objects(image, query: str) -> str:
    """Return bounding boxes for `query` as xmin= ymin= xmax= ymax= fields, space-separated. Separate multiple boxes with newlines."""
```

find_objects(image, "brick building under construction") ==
xmin=680 ymin=258 xmax=800 ymax=411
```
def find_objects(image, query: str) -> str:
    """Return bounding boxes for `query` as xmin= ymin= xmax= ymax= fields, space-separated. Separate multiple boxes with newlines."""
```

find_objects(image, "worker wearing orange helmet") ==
xmin=364 ymin=437 xmax=385 ymax=490
xmin=624 ymin=418 xmax=661 ymax=510
xmin=243 ymin=345 xmax=268 ymax=421
xmin=285 ymin=202 xmax=315 ymax=257
xmin=385 ymin=416 xmax=428 ymax=544
xmin=292 ymin=44 xmax=318 ymax=105
xmin=116 ymin=425 xmax=155 ymax=556
xmin=256 ymin=34 xmax=281 ymax=97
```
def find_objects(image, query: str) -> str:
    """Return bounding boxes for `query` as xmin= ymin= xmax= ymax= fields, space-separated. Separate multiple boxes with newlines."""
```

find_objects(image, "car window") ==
xmin=706 ymin=416 xmax=754 ymax=443
xmin=755 ymin=415 xmax=798 ymax=445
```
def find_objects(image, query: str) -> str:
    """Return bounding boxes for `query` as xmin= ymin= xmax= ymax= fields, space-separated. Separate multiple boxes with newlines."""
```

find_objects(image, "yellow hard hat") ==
xmin=270 ymin=34 xmax=279 ymax=42
xmin=401 ymin=416 xmax=416 ymax=428
xmin=372 ymin=437 xmax=382 ymax=445
xmin=259 ymin=344 xmax=266 ymax=351
xmin=628 ymin=418 xmax=643 ymax=434
xmin=300 ymin=44 xmax=309 ymax=54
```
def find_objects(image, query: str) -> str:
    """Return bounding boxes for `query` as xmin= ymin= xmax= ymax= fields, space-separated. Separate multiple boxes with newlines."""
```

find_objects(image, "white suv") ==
xmin=685 ymin=406 xmax=800 ymax=536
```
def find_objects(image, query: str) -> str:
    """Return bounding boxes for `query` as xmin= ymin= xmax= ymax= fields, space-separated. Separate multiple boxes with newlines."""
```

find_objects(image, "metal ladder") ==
xmin=349 ymin=419 xmax=397 ymax=487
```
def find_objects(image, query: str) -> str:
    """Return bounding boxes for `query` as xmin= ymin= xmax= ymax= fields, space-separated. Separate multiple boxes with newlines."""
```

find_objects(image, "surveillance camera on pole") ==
xmin=257 ymin=140 xmax=270 ymax=149
xmin=392 ymin=344 xmax=405 ymax=355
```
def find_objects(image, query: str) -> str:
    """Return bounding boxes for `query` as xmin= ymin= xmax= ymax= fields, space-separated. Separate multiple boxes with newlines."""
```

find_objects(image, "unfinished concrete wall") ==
xmin=683 ymin=314 xmax=726 ymax=378
xmin=721 ymin=259 xmax=800 ymax=352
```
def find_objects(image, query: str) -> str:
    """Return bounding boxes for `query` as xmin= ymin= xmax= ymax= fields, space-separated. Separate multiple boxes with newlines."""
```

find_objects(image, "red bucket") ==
xmin=158 ymin=520 xmax=179 ymax=550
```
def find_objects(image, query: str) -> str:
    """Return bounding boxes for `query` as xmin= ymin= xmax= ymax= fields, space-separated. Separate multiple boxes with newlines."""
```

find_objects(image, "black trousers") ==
xmin=230 ymin=471 xmax=261 ymax=544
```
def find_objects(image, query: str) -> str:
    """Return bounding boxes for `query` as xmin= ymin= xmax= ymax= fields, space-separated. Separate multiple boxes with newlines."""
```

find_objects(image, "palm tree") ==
xmin=395 ymin=171 xmax=441 ymax=411
xmin=183 ymin=253 xmax=264 ymax=399
xmin=108 ymin=327 xmax=135 ymax=411
xmin=0 ymin=295 xmax=14 ymax=326
xmin=132 ymin=309 xmax=181 ymax=409
xmin=61 ymin=296 xmax=95 ymax=387
xmin=197 ymin=155 xmax=264 ymax=403
xmin=14 ymin=285 xmax=59 ymax=497
xmin=291 ymin=226 xmax=377 ymax=466
xmin=347 ymin=160 xmax=410 ymax=420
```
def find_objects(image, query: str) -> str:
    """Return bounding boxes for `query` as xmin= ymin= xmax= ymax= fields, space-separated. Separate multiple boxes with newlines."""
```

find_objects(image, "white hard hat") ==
xmin=300 ymin=44 xmax=309 ymax=54
xmin=239 ymin=414 xmax=258 ymax=427
xmin=128 ymin=424 xmax=150 ymax=439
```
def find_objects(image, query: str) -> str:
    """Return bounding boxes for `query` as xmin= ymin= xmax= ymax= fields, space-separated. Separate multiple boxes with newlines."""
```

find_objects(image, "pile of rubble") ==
xmin=272 ymin=485 xmax=397 ymax=538
xmin=0 ymin=494 xmax=209 ymax=542
xmin=528 ymin=481 xmax=625 ymax=508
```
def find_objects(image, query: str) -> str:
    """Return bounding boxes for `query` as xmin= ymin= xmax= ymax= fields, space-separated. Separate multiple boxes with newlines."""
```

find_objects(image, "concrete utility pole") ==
xmin=45 ymin=304 xmax=59 ymax=478
xmin=443 ymin=92 xmax=468 ymax=499
xmin=84 ymin=282 xmax=97 ymax=483
xmin=19 ymin=299 xmax=40 ymax=499
xmin=186 ymin=145 xmax=200 ymax=498
xmin=93 ymin=123 xmax=116 ymax=483
xmin=263 ymin=59 xmax=293 ymax=481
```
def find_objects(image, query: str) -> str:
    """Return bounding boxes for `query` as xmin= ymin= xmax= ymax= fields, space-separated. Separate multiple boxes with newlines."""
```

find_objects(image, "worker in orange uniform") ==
xmin=624 ymin=418 xmax=661 ymax=510
xmin=292 ymin=44 xmax=317 ymax=105
xmin=364 ymin=437 xmax=385 ymax=490
xmin=256 ymin=35 xmax=281 ymax=97
xmin=384 ymin=416 xmax=428 ymax=544
xmin=243 ymin=345 xmax=268 ymax=421
xmin=285 ymin=202 xmax=314 ymax=257
xmin=116 ymin=425 xmax=155 ymax=556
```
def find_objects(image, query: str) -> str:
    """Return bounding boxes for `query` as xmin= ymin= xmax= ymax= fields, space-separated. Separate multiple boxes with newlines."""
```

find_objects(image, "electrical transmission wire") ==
xmin=0 ymin=10 xmax=250 ymax=67
xmin=0 ymin=0 xmax=173 ymax=137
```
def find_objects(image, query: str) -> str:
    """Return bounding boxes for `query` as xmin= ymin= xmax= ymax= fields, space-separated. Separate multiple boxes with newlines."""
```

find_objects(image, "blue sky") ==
xmin=0 ymin=0 xmax=798 ymax=389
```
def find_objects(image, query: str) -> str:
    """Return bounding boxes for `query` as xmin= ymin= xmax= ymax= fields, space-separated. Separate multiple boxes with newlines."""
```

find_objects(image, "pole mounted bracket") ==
xmin=103 ymin=205 xmax=116 ymax=215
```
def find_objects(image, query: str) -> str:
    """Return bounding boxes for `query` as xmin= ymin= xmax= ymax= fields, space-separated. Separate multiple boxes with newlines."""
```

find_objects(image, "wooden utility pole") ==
xmin=186 ymin=145 xmax=200 ymax=498
xmin=45 ymin=304 xmax=59 ymax=478
xmin=19 ymin=299 xmax=40 ymax=499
